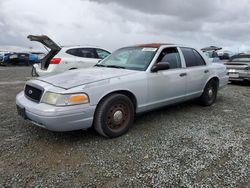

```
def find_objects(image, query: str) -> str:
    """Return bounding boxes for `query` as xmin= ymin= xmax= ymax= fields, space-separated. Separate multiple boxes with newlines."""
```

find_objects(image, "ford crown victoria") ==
xmin=16 ymin=44 xmax=228 ymax=138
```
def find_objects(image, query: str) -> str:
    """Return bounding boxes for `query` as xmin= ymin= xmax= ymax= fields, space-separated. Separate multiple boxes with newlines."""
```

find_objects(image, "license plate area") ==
xmin=16 ymin=105 xmax=27 ymax=119
xmin=229 ymin=73 xmax=239 ymax=78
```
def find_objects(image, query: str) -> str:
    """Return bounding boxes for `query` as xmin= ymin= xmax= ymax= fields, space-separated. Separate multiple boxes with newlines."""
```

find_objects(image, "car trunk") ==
xmin=225 ymin=62 xmax=250 ymax=70
xmin=27 ymin=35 xmax=61 ymax=70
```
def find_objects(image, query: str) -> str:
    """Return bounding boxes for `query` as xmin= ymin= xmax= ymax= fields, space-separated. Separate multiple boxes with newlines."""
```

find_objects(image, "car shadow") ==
xmin=27 ymin=100 xmax=201 ymax=143
xmin=229 ymin=81 xmax=250 ymax=87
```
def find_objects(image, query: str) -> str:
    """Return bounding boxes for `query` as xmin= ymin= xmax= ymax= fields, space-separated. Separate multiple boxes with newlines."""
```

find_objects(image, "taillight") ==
xmin=50 ymin=58 xmax=61 ymax=64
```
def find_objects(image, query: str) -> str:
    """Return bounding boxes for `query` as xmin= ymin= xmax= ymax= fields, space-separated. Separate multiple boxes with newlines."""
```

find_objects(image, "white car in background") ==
xmin=28 ymin=35 xmax=110 ymax=77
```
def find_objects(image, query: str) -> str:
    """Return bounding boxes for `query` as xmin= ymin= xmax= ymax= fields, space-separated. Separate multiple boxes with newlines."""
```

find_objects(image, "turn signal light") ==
xmin=68 ymin=95 xmax=88 ymax=103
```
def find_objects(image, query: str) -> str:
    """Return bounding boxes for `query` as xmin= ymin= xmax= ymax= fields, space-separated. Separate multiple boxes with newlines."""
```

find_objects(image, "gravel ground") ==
xmin=0 ymin=66 xmax=249 ymax=187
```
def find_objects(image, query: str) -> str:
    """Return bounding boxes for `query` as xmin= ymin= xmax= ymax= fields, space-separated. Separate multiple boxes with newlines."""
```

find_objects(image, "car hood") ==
xmin=36 ymin=67 xmax=138 ymax=89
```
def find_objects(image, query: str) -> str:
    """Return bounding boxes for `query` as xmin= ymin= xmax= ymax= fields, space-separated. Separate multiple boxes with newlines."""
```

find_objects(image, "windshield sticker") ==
xmin=142 ymin=48 xmax=157 ymax=52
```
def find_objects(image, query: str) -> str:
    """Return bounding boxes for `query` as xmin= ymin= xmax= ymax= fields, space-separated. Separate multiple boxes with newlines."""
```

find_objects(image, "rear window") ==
xmin=181 ymin=48 xmax=206 ymax=67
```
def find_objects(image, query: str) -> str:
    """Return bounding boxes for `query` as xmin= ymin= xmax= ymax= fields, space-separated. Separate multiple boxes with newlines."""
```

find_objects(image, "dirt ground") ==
xmin=0 ymin=66 xmax=249 ymax=187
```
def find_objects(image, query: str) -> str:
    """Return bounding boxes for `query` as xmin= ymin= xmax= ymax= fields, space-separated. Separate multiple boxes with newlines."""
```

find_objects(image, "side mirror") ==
xmin=151 ymin=62 xmax=170 ymax=72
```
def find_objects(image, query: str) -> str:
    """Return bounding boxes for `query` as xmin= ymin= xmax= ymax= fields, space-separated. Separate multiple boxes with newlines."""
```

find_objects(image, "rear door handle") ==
xmin=179 ymin=73 xmax=187 ymax=77
xmin=204 ymin=70 xmax=209 ymax=73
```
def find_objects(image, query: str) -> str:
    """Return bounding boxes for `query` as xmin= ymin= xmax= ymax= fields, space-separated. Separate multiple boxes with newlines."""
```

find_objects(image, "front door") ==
xmin=147 ymin=47 xmax=187 ymax=109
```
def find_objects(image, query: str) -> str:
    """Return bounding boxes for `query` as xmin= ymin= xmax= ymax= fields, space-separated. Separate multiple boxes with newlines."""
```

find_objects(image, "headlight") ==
xmin=41 ymin=92 xmax=89 ymax=106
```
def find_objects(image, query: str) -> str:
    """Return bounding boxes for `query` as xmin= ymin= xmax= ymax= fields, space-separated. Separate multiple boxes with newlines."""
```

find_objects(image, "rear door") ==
xmin=74 ymin=48 xmax=100 ymax=68
xmin=180 ymin=47 xmax=210 ymax=97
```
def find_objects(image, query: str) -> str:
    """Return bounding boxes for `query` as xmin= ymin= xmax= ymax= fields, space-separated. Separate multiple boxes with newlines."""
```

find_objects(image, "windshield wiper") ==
xmin=95 ymin=64 xmax=106 ymax=67
xmin=106 ymin=65 xmax=126 ymax=69
xmin=95 ymin=64 xmax=126 ymax=69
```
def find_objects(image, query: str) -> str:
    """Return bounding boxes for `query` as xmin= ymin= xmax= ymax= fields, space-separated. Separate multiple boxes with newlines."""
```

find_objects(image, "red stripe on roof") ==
xmin=136 ymin=43 xmax=173 ymax=48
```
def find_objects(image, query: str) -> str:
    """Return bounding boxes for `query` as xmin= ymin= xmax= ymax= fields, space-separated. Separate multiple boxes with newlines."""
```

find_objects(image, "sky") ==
xmin=0 ymin=0 xmax=250 ymax=52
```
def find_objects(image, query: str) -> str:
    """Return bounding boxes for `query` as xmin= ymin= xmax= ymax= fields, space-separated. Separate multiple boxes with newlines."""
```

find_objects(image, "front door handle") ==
xmin=204 ymin=70 xmax=209 ymax=73
xmin=179 ymin=73 xmax=187 ymax=77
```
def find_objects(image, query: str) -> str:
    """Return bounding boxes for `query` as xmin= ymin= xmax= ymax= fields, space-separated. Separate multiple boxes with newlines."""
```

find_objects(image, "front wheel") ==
xmin=94 ymin=94 xmax=135 ymax=138
xmin=199 ymin=80 xmax=218 ymax=106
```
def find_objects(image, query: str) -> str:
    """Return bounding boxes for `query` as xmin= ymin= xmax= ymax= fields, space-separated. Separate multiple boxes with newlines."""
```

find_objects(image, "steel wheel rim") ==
xmin=208 ymin=87 xmax=213 ymax=98
xmin=106 ymin=103 xmax=129 ymax=131
xmin=207 ymin=84 xmax=216 ymax=101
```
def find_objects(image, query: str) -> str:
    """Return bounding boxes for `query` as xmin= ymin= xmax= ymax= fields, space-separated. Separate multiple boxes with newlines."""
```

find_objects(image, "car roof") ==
xmin=135 ymin=43 xmax=174 ymax=48
xmin=61 ymin=45 xmax=106 ymax=49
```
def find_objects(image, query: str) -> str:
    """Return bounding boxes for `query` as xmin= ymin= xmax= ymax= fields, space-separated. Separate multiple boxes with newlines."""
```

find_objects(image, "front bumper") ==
xmin=16 ymin=91 xmax=96 ymax=132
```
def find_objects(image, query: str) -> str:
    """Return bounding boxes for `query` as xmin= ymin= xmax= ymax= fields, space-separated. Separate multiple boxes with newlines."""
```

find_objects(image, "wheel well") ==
xmin=209 ymin=77 xmax=219 ymax=88
xmin=97 ymin=90 xmax=137 ymax=111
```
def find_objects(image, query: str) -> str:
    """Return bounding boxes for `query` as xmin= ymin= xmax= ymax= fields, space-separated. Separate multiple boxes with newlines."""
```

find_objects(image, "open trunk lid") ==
xmin=27 ymin=35 xmax=61 ymax=70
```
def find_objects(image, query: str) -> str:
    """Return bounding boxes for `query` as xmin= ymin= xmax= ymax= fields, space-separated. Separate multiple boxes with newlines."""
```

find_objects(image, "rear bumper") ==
xmin=33 ymin=64 xmax=57 ymax=76
xmin=227 ymin=70 xmax=250 ymax=81
xmin=16 ymin=91 xmax=96 ymax=132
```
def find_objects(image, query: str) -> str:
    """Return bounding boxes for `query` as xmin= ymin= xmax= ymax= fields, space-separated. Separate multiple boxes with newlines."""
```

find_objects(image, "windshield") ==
xmin=96 ymin=47 xmax=158 ymax=71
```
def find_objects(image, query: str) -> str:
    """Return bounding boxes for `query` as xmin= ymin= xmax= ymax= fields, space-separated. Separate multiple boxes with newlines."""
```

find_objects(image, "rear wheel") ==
xmin=199 ymin=80 xmax=218 ymax=106
xmin=94 ymin=94 xmax=134 ymax=138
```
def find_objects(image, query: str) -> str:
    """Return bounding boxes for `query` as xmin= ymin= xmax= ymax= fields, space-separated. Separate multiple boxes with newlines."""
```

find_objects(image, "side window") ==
xmin=193 ymin=49 xmax=206 ymax=66
xmin=157 ymin=47 xmax=181 ymax=69
xmin=66 ymin=48 xmax=97 ymax=58
xmin=66 ymin=48 xmax=79 ymax=56
xmin=78 ymin=48 xmax=96 ymax=58
xmin=96 ymin=49 xmax=110 ymax=59
xmin=181 ymin=48 xmax=206 ymax=67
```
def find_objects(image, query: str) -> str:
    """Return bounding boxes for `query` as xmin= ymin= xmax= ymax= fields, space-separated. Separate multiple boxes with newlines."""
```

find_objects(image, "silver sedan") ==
xmin=225 ymin=53 xmax=250 ymax=82
xmin=16 ymin=44 xmax=228 ymax=138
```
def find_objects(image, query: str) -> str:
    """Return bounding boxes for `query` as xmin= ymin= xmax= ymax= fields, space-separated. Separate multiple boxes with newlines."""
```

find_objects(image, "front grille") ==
xmin=24 ymin=84 xmax=43 ymax=102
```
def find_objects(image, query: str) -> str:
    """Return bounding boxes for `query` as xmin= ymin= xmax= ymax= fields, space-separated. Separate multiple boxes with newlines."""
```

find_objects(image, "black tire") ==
xmin=199 ymin=80 xmax=218 ymax=106
xmin=94 ymin=94 xmax=135 ymax=138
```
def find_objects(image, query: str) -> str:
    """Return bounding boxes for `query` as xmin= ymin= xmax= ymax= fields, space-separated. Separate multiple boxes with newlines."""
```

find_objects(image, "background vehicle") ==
xmin=29 ymin=53 xmax=40 ymax=64
xmin=201 ymin=46 xmax=222 ymax=63
xmin=225 ymin=53 xmax=250 ymax=82
xmin=0 ymin=52 xmax=41 ymax=66
xmin=8 ymin=52 xmax=30 ymax=66
xmin=16 ymin=43 xmax=228 ymax=138
xmin=0 ymin=52 xmax=11 ymax=65
xmin=28 ymin=35 xmax=111 ymax=76
xmin=203 ymin=51 xmax=221 ymax=63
